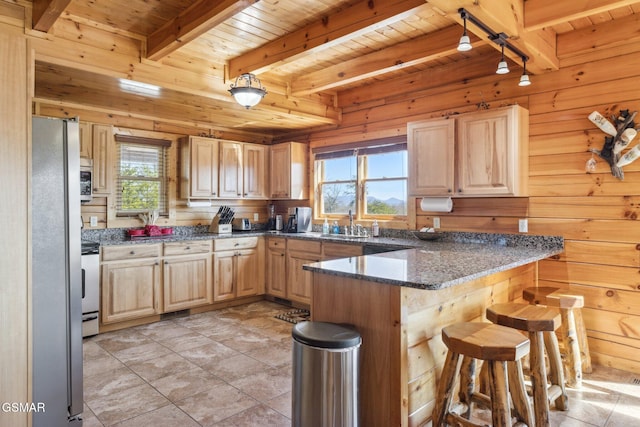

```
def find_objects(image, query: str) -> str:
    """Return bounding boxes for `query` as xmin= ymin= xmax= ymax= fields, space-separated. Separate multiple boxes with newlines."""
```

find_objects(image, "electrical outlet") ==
xmin=518 ymin=219 xmax=528 ymax=233
xmin=433 ymin=217 xmax=441 ymax=229
xmin=90 ymin=216 xmax=98 ymax=227
xmin=253 ymin=213 xmax=259 ymax=221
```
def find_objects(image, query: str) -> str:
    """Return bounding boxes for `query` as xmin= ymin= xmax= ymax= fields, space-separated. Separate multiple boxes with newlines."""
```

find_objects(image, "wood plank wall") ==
xmin=300 ymin=44 xmax=640 ymax=374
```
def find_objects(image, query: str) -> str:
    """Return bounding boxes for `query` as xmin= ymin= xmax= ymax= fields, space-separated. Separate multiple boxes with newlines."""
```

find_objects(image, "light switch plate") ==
xmin=433 ymin=217 xmax=441 ymax=228
xmin=518 ymin=219 xmax=528 ymax=233
xmin=90 ymin=216 xmax=98 ymax=227
xmin=253 ymin=213 xmax=259 ymax=221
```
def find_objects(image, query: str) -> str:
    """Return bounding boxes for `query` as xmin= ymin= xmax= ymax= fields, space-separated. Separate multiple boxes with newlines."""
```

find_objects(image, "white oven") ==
xmin=81 ymin=242 xmax=100 ymax=337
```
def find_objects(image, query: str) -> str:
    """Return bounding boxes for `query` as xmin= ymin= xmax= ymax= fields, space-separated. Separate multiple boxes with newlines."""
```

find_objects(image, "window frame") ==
xmin=314 ymin=140 xmax=408 ymax=222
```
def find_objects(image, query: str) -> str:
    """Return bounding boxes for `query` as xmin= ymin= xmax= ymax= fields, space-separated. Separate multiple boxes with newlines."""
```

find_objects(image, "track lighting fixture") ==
xmin=457 ymin=8 xmax=531 ymax=86
xmin=519 ymin=58 xmax=531 ymax=86
xmin=457 ymin=11 xmax=472 ymax=52
xmin=496 ymin=44 xmax=509 ymax=74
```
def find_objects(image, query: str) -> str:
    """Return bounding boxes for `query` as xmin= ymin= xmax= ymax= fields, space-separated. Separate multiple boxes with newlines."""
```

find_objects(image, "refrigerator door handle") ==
xmin=81 ymin=268 xmax=86 ymax=299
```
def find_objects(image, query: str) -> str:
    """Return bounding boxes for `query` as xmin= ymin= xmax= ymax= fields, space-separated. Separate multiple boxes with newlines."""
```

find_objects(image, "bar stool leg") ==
xmin=560 ymin=308 xmax=582 ymax=388
xmin=529 ymin=331 xmax=550 ymax=427
xmin=574 ymin=308 xmax=593 ymax=374
xmin=543 ymin=330 xmax=568 ymax=411
xmin=458 ymin=356 xmax=476 ymax=418
xmin=487 ymin=361 xmax=510 ymax=427
xmin=507 ymin=359 xmax=534 ymax=427
xmin=433 ymin=350 xmax=462 ymax=427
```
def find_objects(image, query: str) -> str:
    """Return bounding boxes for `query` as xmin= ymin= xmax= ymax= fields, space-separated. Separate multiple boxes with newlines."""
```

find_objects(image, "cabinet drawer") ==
xmin=268 ymin=237 xmax=286 ymax=251
xmin=214 ymin=236 xmax=259 ymax=251
xmin=287 ymin=238 xmax=321 ymax=254
xmin=164 ymin=240 xmax=212 ymax=256
xmin=323 ymin=242 xmax=363 ymax=258
xmin=102 ymin=244 xmax=161 ymax=261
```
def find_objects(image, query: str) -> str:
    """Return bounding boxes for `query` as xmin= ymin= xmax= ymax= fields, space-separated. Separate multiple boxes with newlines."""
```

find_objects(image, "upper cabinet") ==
xmin=408 ymin=105 xmax=529 ymax=197
xmin=270 ymin=141 xmax=308 ymax=200
xmin=91 ymin=124 xmax=114 ymax=195
xmin=180 ymin=137 xmax=268 ymax=200
xmin=179 ymin=136 xmax=219 ymax=199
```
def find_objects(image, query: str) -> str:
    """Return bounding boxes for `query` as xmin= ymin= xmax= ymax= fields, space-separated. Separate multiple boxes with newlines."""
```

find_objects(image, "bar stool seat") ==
xmin=433 ymin=322 xmax=533 ymax=427
xmin=523 ymin=286 xmax=592 ymax=388
xmin=487 ymin=303 xmax=569 ymax=427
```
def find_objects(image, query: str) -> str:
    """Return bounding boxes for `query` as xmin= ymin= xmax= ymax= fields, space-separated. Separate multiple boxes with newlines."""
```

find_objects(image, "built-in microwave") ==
xmin=80 ymin=157 xmax=93 ymax=203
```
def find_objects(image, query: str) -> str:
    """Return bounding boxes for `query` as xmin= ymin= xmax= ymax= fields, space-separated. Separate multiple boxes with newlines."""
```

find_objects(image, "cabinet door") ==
xmin=266 ymin=247 xmax=287 ymax=298
xmin=407 ymin=119 xmax=455 ymax=196
xmin=79 ymin=122 xmax=93 ymax=158
xmin=457 ymin=106 xmax=525 ymax=196
xmin=236 ymin=248 xmax=262 ymax=297
xmin=219 ymin=141 xmax=243 ymax=198
xmin=270 ymin=143 xmax=291 ymax=198
xmin=101 ymin=259 xmax=161 ymax=324
xmin=243 ymin=144 xmax=268 ymax=199
xmin=189 ymin=137 xmax=219 ymax=198
xmin=213 ymin=250 xmax=236 ymax=301
xmin=92 ymin=124 xmax=114 ymax=195
xmin=163 ymin=254 xmax=212 ymax=312
xmin=287 ymin=252 xmax=320 ymax=305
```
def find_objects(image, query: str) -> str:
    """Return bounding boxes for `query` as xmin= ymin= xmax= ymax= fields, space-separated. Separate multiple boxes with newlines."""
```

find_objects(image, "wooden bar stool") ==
xmin=487 ymin=303 xmax=569 ymax=427
xmin=433 ymin=322 xmax=533 ymax=427
xmin=523 ymin=286 xmax=592 ymax=388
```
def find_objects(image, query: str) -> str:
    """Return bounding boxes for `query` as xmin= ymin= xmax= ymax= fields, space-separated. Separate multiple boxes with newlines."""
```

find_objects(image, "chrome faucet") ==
xmin=348 ymin=209 xmax=354 ymax=235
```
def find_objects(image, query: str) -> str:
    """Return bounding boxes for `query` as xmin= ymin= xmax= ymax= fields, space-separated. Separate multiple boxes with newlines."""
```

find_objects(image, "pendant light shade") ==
xmin=229 ymin=73 xmax=267 ymax=108
xmin=519 ymin=58 xmax=531 ymax=86
xmin=457 ymin=13 xmax=472 ymax=52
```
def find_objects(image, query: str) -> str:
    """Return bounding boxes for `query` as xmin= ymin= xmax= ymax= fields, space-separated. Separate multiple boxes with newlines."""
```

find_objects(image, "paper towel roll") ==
xmin=420 ymin=197 xmax=453 ymax=212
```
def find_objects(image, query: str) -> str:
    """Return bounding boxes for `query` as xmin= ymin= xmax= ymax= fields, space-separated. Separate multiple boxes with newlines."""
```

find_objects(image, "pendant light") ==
xmin=519 ymin=58 xmax=531 ymax=86
xmin=228 ymin=73 xmax=267 ymax=109
xmin=496 ymin=44 xmax=510 ymax=74
xmin=457 ymin=11 xmax=472 ymax=52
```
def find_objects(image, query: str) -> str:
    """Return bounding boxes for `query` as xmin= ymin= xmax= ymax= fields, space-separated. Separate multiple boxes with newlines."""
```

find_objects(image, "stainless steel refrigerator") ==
xmin=32 ymin=117 xmax=83 ymax=426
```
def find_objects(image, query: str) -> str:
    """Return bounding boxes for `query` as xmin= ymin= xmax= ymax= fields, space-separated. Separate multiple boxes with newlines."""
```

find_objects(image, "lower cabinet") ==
xmin=163 ymin=253 xmax=213 ymax=311
xmin=102 ymin=257 xmax=162 ymax=324
xmin=286 ymin=240 xmax=322 ymax=305
xmin=213 ymin=237 xmax=264 ymax=302
xmin=266 ymin=238 xmax=287 ymax=298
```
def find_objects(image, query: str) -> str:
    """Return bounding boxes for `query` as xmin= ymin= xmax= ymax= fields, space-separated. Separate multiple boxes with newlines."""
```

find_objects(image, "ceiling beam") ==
xmin=146 ymin=0 xmax=258 ymax=61
xmin=524 ymin=0 xmax=640 ymax=31
xmin=227 ymin=0 xmax=426 ymax=77
xmin=557 ymin=12 xmax=640 ymax=57
xmin=32 ymin=0 xmax=71 ymax=32
xmin=427 ymin=0 xmax=559 ymax=73
xmin=291 ymin=25 xmax=481 ymax=96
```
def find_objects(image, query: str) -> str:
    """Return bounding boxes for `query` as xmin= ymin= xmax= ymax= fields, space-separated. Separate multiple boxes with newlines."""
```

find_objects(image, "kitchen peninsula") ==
xmin=304 ymin=233 xmax=563 ymax=427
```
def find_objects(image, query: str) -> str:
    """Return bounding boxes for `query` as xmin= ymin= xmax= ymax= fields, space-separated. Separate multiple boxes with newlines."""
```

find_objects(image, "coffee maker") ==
xmin=266 ymin=204 xmax=276 ymax=230
xmin=285 ymin=207 xmax=312 ymax=233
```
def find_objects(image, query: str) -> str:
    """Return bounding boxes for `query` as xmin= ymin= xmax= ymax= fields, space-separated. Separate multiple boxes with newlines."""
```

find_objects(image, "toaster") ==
xmin=232 ymin=217 xmax=252 ymax=231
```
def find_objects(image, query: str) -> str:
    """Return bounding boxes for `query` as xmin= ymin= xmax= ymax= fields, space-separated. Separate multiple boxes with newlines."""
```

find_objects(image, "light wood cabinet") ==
xmin=243 ymin=143 xmax=268 ymax=198
xmin=266 ymin=237 xmax=287 ymax=298
xmin=179 ymin=136 xmax=219 ymax=199
xmin=213 ymin=237 xmax=264 ymax=301
xmin=286 ymin=239 xmax=322 ymax=305
xmin=269 ymin=142 xmax=308 ymax=199
xmin=79 ymin=121 xmax=93 ymax=158
xmin=92 ymin=124 xmax=114 ymax=195
xmin=218 ymin=140 xmax=243 ymax=198
xmin=163 ymin=241 xmax=213 ymax=312
xmin=101 ymin=244 xmax=162 ymax=324
xmin=408 ymin=105 xmax=528 ymax=197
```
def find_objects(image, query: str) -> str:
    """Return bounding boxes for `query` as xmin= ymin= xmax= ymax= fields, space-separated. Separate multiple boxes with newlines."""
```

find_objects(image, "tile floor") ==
xmin=81 ymin=301 xmax=640 ymax=426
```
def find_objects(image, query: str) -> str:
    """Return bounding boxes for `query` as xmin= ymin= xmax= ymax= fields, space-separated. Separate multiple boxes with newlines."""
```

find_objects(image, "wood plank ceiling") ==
xmin=29 ymin=0 xmax=640 ymax=137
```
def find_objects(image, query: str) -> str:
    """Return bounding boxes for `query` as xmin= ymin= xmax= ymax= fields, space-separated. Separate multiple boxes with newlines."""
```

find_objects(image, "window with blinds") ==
xmin=314 ymin=139 xmax=408 ymax=219
xmin=115 ymin=135 xmax=170 ymax=216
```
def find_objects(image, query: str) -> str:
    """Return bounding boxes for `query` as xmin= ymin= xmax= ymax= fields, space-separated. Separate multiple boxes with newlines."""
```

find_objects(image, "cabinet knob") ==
xmin=130 ymin=251 xmax=135 ymax=255
xmin=212 ymin=192 xmax=216 ymax=196
xmin=185 ymin=246 xmax=191 ymax=250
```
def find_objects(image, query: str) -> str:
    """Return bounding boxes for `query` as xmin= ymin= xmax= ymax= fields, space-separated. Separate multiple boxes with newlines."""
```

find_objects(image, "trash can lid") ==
xmin=292 ymin=321 xmax=361 ymax=349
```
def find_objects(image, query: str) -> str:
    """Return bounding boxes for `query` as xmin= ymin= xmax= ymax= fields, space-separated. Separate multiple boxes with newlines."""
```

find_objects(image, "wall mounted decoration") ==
xmin=588 ymin=109 xmax=638 ymax=180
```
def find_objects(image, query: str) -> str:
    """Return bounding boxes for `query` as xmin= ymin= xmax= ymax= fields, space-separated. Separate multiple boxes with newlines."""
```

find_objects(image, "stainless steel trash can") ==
xmin=292 ymin=321 xmax=362 ymax=427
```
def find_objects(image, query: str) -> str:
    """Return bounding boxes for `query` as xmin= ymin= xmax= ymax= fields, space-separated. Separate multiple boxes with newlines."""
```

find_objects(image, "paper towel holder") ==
xmin=420 ymin=197 xmax=453 ymax=213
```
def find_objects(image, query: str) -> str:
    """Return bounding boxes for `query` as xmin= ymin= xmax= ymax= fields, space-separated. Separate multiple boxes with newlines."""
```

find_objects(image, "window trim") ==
xmin=313 ymin=139 xmax=408 ymax=222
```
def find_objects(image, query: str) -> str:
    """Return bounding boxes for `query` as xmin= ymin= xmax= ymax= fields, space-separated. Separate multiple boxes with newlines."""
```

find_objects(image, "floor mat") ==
xmin=275 ymin=309 xmax=310 ymax=324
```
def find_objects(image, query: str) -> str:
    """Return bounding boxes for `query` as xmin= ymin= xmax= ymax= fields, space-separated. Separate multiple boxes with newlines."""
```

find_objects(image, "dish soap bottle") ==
xmin=332 ymin=220 xmax=340 ymax=234
xmin=372 ymin=219 xmax=379 ymax=237
xmin=322 ymin=218 xmax=329 ymax=234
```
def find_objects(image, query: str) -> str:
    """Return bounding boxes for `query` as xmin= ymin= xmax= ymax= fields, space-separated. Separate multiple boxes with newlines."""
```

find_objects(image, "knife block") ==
xmin=209 ymin=215 xmax=232 ymax=234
